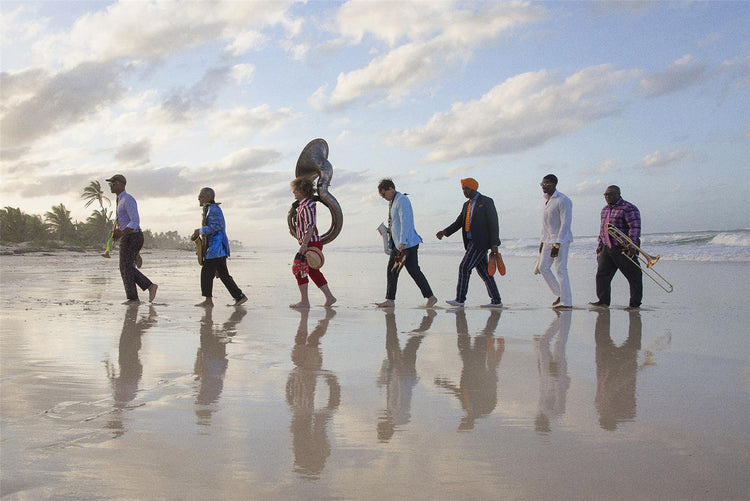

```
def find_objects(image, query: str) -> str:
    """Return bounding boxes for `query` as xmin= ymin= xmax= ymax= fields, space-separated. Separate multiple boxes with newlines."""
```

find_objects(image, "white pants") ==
xmin=540 ymin=242 xmax=572 ymax=307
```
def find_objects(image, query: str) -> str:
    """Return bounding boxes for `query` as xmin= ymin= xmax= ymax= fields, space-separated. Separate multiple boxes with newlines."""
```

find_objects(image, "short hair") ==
xmin=378 ymin=178 xmax=395 ymax=193
xmin=291 ymin=176 xmax=315 ymax=198
xmin=543 ymin=174 xmax=558 ymax=185
xmin=606 ymin=185 xmax=621 ymax=195
xmin=200 ymin=187 xmax=215 ymax=202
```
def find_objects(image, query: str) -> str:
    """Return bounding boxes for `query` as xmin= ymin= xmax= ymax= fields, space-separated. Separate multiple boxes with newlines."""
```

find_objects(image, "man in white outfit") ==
xmin=539 ymin=174 xmax=573 ymax=309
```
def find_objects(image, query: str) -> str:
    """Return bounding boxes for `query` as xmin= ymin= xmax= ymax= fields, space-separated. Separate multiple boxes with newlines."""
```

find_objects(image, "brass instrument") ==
xmin=606 ymin=224 xmax=673 ymax=293
xmin=287 ymin=139 xmax=343 ymax=245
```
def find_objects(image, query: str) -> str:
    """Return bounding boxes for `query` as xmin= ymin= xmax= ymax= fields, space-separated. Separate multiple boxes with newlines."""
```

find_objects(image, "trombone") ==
xmin=607 ymin=224 xmax=674 ymax=293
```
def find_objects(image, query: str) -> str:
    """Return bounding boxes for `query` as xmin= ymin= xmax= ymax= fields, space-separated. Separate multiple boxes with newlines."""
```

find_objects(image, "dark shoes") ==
xmin=588 ymin=301 xmax=609 ymax=307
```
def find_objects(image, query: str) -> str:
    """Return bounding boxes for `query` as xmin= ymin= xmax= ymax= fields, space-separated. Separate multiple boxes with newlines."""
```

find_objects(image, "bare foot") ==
xmin=232 ymin=295 xmax=248 ymax=306
xmin=122 ymin=299 xmax=141 ymax=305
xmin=324 ymin=296 xmax=337 ymax=307
xmin=375 ymin=300 xmax=395 ymax=308
xmin=290 ymin=301 xmax=310 ymax=309
xmin=425 ymin=296 xmax=438 ymax=308
xmin=148 ymin=284 xmax=158 ymax=303
xmin=195 ymin=299 xmax=214 ymax=307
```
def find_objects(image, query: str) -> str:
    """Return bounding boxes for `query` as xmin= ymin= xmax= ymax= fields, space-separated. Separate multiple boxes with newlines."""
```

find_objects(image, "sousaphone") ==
xmin=287 ymin=139 xmax=343 ymax=245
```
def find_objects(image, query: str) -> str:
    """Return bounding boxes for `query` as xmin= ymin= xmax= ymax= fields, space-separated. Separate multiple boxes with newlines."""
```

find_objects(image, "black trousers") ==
xmin=201 ymin=257 xmax=244 ymax=300
xmin=385 ymin=244 xmax=433 ymax=300
xmin=595 ymin=246 xmax=643 ymax=307
xmin=119 ymin=232 xmax=152 ymax=300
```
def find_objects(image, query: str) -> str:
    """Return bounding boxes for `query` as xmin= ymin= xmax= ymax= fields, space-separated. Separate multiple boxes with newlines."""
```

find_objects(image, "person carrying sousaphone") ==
xmin=191 ymin=187 xmax=247 ymax=307
xmin=289 ymin=176 xmax=336 ymax=309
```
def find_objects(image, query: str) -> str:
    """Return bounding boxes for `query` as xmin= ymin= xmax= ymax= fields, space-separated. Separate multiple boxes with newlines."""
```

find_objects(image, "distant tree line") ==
xmin=0 ymin=181 xmax=194 ymax=251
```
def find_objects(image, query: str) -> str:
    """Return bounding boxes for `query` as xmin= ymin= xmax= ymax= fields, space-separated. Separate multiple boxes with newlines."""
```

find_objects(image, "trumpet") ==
xmin=607 ymin=224 xmax=674 ymax=293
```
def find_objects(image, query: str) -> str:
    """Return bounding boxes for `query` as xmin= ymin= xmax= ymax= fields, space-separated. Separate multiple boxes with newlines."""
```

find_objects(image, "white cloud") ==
xmin=633 ymin=150 xmax=691 ymax=171
xmin=392 ymin=64 xmax=641 ymax=162
xmin=207 ymin=105 xmax=300 ymax=141
xmin=638 ymin=54 xmax=708 ymax=98
xmin=319 ymin=1 xmax=547 ymax=109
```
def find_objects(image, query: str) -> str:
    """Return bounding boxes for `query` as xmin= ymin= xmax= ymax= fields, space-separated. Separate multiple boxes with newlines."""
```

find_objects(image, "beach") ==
xmin=1 ymin=247 xmax=749 ymax=500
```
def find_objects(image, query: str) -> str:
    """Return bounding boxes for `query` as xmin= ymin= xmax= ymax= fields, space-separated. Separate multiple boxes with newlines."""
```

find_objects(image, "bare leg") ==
xmin=321 ymin=284 xmax=337 ymax=307
xmin=425 ymin=295 xmax=438 ymax=308
xmin=148 ymin=284 xmax=158 ymax=303
xmin=290 ymin=283 xmax=310 ymax=309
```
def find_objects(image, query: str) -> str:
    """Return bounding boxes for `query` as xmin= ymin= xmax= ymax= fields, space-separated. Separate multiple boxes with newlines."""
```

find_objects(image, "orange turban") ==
xmin=460 ymin=178 xmax=479 ymax=191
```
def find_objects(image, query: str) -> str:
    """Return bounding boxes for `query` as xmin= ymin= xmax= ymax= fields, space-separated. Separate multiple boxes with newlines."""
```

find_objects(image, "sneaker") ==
xmin=481 ymin=302 xmax=503 ymax=308
xmin=234 ymin=295 xmax=248 ymax=306
xmin=445 ymin=300 xmax=465 ymax=307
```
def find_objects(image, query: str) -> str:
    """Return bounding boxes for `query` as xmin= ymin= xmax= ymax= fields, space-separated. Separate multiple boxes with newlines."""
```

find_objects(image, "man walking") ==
xmin=107 ymin=174 xmax=158 ymax=304
xmin=436 ymin=178 xmax=502 ymax=308
xmin=539 ymin=174 xmax=573 ymax=309
xmin=590 ymin=185 xmax=643 ymax=310
xmin=375 ymin=178 xmax=437 ymax=308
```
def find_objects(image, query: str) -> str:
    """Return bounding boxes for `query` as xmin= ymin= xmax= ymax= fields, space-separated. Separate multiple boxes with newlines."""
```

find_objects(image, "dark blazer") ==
xmin=443 ymin=193 xmax=500 ymax=251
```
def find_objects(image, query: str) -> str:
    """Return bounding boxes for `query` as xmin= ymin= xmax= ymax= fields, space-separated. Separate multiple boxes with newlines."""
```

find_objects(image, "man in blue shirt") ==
xmin=191 ymin=187 xmax=247 ymax=307
xmin=376 ymin=179 xmax=437 ymax=308
xmin=107 ymin=174 xmax=158 ymax=304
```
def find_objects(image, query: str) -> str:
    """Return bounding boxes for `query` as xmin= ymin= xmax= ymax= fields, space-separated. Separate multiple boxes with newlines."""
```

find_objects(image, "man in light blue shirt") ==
xmin=539 ymin=174 xmax=573 ymax=309
xmin=376 ymin=179 xmax=437 ymax=308
xmin=108 ymin=174 xmax=158 ymax=304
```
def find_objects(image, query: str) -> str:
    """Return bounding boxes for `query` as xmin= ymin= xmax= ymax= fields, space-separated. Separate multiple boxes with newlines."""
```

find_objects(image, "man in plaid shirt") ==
xmin=589 ymin=185 xmax=643 ymax=309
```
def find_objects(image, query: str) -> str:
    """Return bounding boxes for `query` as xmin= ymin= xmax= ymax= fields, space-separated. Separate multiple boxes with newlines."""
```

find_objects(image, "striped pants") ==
xmin=455 ymin=241 xmax=501 ymax=304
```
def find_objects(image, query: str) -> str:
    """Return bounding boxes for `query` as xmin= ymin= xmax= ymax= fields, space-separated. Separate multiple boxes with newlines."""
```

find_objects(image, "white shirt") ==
xmin=541 ymin=190 xmax=573 ymax=243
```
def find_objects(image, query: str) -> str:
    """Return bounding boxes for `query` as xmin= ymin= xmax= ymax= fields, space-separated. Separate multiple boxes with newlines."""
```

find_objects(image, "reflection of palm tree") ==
xmin=44 ymin=203 xmax=75 ymax=240
xmin=595 ymin=310 xmax=642 ymax=431
xmin=377 ymin=310 xmax=435 ymax=442
xmin=534 ymin=310 xmax=571 ymax=433
xmin=193 ymin=307 xmax=247 ymax=426
xmin=104 ymin=303 xmax=157 ymax=436
xmin=81 ymin=180 xmax=111 ymax=210
xmin=286 ymin=308 xmax=339 ymax=478
xmin=434 ymin=310 xmax=504 ymax=431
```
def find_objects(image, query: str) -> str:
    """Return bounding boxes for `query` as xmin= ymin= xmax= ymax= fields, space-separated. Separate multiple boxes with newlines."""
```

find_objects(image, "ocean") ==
xmin=335 ymin=228 xmax=750 ymax=262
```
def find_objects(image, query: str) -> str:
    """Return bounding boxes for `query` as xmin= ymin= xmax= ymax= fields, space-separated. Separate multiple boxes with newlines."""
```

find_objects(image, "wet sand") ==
xmin=1 ymin=248 xmax=748 ymax=500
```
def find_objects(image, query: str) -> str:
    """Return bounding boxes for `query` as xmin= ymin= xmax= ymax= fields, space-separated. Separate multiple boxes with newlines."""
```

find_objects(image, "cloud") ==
xmin=392 ymin=64 xmax=640 ymax=162
xmin=633 ymin=149 xmax=691 ymax=171
xmin=161 ymin=66 xmax=236 ymax=121
xmin=319 ymin=1 xmax=546 ymax=109
xmin=0 ymin=62 xmax=125 ymax=149
xmin=580 ymin=159 xmax=618 ymax=176
xmin=114 ymin=139 xmax=152 ymax=165
xmin=568 ymin=179 xmax=607 ymax=197
xmin=28 ymin=1 xmax=299 ymax=69
xmin=638 ymin=54 xmax=708 ymax=98
xmin=207 ymin=105 xmax=300 ymax=141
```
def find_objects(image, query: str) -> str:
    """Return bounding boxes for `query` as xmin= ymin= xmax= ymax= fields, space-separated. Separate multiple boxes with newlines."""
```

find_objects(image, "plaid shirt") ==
xmin=598 ymin=198 xmax=640 ymax=248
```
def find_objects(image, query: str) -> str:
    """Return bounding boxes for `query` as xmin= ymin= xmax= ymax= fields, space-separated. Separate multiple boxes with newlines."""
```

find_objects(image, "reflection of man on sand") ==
xmin=194 ymin=307 xmax=247 ymax=426
xmin=105 ymin=303 xmax=157 ymax=436
xmin=434 ymin=310 xmax=504 ymax=430
xmin=286 ymin=308 xmax=340 ymax=477
xmin=377 ymin=310 xmax=436 ymax=441
xmin=534 ymin=310 xmax=571 ymax=433
xmin=595 ymin=309 xmax=642 ymax=431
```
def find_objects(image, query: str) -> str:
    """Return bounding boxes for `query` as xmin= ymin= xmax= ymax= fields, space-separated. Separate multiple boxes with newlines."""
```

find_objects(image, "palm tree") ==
xmin=44 ymin=204 xmax=75 ymax=240
xmin=81 ymin=180 xmax=110 ymax=210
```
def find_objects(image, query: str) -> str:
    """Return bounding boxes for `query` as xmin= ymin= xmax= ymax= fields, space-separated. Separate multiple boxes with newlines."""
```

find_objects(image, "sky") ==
xmin=1 ymin=0 xmax=748 ymax=249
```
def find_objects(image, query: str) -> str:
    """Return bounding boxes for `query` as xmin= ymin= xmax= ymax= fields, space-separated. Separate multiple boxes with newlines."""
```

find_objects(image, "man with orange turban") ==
xmin=436 ymin=178 xmax=503 ymax=308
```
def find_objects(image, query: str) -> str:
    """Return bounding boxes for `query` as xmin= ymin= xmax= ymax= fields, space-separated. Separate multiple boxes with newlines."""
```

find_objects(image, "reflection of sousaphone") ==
xmin=287 ymin=139 xmax=343 ymax=245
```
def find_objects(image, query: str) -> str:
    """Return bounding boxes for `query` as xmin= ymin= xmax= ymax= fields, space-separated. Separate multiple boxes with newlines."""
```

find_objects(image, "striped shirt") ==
xmin=598 ymin=198 xmax=640 ymax=248
xmin=295 ymin=198 xmax=320 ymax=244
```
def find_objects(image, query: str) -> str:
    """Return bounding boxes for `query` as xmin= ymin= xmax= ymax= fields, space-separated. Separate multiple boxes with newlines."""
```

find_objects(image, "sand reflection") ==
xmin=534 ymin=310 xmax=571 ymax=433
xmin=286 ymin=309 xmax=340 ymax=478
xmin=376 ymin=309 xmax=435 ymax=442
xmin=434 ymin=310 xmax=504 ymax=431
xmin=594 ymin=309 xmax=642 ymax=430
xmin=104 ymin=303 xmax=157 ymax=436
xmin=194 ymin=307 xmax=247 ymax=426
